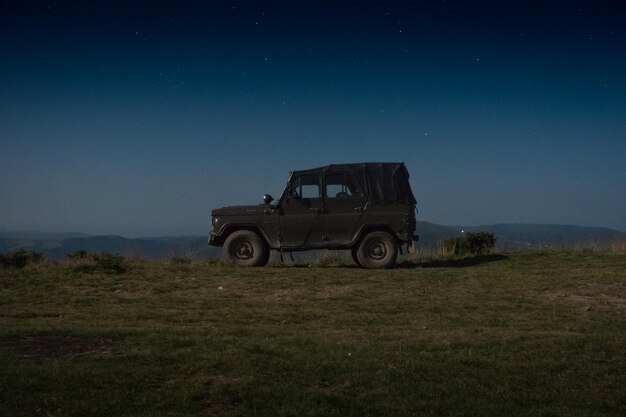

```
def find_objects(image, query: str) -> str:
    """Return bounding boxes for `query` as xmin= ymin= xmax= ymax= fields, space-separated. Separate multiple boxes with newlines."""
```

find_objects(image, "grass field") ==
xmin=1 ymin=251 xmax=625 ymax=416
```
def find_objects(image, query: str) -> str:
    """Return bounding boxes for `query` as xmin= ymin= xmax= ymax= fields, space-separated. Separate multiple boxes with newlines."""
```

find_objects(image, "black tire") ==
xmin=223 ymin=230 xmax=269 ymax=267
xmin=356 ymin=231 xmax=398 ymax=269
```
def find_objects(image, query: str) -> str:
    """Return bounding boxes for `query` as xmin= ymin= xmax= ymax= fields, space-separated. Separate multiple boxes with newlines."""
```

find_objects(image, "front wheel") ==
xmin=223 ymin=230 xmax=269 ymax=267
xmin=356 ymin=231 xmax=398 ymax=269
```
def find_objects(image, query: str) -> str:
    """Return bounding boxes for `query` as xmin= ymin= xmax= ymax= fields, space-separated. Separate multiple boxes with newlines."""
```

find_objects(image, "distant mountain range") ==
xmin=0 ymin=233 xmax=219 ymax=260
xmin=1 ymin=222 xmax=624 ymax=260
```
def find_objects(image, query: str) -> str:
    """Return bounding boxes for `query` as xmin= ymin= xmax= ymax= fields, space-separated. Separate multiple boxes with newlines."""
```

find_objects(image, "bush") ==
xmin=68 ymin=251 xmax=127 ymax=274
xmin=0 ymin=250 xmax=44 ymax=268
xmin=439 ymin=232 xmax=496 ymax=256
xmin=67 ymin=250 xmax=92 ymax=260
xmin=93 ymin=252 xmax=126 ymax=274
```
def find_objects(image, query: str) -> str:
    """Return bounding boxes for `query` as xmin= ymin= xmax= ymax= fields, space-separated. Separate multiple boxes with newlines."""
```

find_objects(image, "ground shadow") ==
xmin=272 ymin=262 xmax=360 ymax=269
xmin=397 ymin=254 xmax=509 ymax=269
xmin=272 ymin=253 xmax=508 ymax=269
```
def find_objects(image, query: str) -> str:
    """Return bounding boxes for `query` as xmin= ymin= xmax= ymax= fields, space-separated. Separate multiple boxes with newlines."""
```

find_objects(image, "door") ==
xmin=279 ymin=174 xmax=325 ymax=248
xmin=323 ymin=171 xmax=368 ymax=245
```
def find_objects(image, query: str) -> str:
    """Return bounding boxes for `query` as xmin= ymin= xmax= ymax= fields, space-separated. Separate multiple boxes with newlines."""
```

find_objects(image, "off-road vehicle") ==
xmin=209 ymin=162 xmax=418 ymax=268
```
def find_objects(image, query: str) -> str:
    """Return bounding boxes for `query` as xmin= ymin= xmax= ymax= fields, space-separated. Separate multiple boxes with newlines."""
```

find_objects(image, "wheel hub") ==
xmin=234 ymin=241 xmax=253 ymax=259
xmin=367 ymin=240 xmax=387 ymax=260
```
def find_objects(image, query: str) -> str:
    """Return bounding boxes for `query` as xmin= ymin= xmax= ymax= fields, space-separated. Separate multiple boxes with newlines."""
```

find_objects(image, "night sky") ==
xmin=1 ymin=1 xmax=625 ymax=236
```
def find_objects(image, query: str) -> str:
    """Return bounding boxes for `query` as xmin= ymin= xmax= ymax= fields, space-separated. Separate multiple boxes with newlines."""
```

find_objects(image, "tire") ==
xmin=356 ymin=231 xmax=398 ymax=269
xmin=223 ymin=230 xmax=269 ymax=267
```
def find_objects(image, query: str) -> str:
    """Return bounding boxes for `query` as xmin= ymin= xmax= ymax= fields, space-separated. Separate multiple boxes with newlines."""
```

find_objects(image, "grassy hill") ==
xmin=1 ymin=251 xmax=625 ymax=416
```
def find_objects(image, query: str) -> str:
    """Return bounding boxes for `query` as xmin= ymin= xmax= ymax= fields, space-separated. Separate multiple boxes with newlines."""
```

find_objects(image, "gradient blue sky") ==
xmin=1 ymin=1 xmax=625 ymax=236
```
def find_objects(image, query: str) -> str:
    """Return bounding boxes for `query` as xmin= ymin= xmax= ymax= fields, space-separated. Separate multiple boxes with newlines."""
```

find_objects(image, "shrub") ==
xmin=66 ymin=250 xmax=92 ymax=260
xmin=93 ymin=252 xmax=126 ymax=274
xmin=465 ymin=232 xmax=496 ymax=255
xmin=439 ymin=232 xmax=496 ymax=256
xmin=68 ymin=251 xmax=127 ymax=274
xmin=0 ymin=250 xmax=44 ymax=268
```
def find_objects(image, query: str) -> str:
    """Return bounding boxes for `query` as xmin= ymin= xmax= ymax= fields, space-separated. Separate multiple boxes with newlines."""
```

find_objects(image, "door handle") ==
xmin=309 ymin=207 xmax=321 ymax=213
xmin=354 ymin=202 xmax=369 ymax=212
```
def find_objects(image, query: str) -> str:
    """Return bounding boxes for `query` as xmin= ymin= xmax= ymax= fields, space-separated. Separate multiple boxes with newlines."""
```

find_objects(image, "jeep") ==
xmin=209 ymin=162 xmax=418 ymax=268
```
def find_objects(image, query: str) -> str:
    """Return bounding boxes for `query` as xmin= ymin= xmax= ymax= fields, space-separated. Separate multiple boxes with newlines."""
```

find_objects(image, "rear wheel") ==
xmin=223 ymin=230 xmax=269 ymax=267
xmin=356 ymin=231 xmax=398 ymax=269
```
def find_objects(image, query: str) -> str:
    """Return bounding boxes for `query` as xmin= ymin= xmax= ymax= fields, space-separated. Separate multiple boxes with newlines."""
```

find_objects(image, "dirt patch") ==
xmin=0 ymin=334 xmax=115 ymax=359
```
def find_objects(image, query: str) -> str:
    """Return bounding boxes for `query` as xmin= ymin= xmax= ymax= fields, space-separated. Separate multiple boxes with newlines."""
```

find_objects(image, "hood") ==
xmin=211 ymin=205 xmax=266 ymax=216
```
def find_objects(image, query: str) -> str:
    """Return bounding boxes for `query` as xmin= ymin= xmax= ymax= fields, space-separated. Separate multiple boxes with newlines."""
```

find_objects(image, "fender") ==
xmin=210 ymin=222 xmax=279 ymax=249
xmin=349 ymin=224 xmax=403 ymax=247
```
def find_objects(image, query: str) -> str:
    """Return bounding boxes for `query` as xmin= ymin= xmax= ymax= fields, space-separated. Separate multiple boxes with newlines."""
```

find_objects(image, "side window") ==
xmin=291 ymin=175 xmax=320 ymax=199
xmin=325 ymin=173 xmax=363 ymax=198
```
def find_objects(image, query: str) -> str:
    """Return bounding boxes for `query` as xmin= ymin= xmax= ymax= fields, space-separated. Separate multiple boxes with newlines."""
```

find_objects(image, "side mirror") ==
xmin=263 ymin=194 xmax=274 ymax=205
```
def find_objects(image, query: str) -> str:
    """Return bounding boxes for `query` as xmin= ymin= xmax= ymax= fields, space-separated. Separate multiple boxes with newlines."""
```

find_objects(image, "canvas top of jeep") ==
xmin=209 ymin=162 xmax=418 ymax=269
xmin=284 ymin=162 xmax=416 ymax=205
